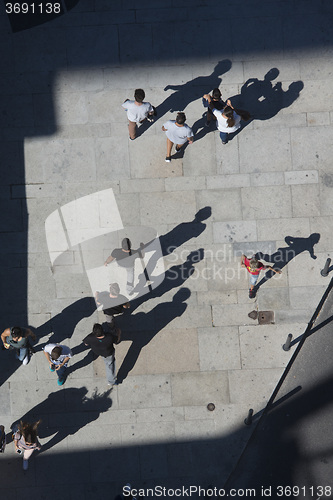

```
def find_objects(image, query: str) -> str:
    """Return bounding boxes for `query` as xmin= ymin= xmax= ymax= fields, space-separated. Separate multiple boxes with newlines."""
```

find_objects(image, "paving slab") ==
xmin=228 ymin=368 xmax=284 ymax=405
xmin=239 ymin=128 xmax=292 ymax=173
xmin=198 ymin=326 xmax=241 ymax=371
xmin=1 ymin=0 xmax=333 ymax=495
xmin=239 ymin=323 xmax=306 ymax=369
xmin=241 ymin=185 xmax=292 ymax=219
xmin=171 ymin=371 xmax=229 ymax=407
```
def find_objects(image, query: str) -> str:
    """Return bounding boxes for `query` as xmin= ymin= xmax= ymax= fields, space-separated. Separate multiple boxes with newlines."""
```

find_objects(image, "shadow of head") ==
xmin=264 ymin=68 xmax=279 ymax=81
xmin=194 ymin=206 xmax=212 ymax=222
xmin=213 ymin=59 xmax=232 ymax=75
xmin=172 ymin=287 xmax=191 ymax=303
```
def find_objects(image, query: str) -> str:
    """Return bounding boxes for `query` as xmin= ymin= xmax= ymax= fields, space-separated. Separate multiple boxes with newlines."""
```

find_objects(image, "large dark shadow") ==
xmin=253 ymin=233 xmax=320 ymax=294
xmin=225 ymin=282 xmax=333 ymax=495
xmin=116 ymin=287 xmax=190 ymax=384
xmin=127 ymin=248 xmax=204 ymax=314
xmin=0 ymin=0 xmax=332 ymax=492
xmin=137 ymin=207 xmax=210 ymax=287
xmin=33 ymin=296 xmax=96 ymax=350
xmin=136 ymin=60 xmax=232 ymax=137
xmin=8 ymin=387 xmax=112 ymax=452
xmin=228 ymin=68 xmax=304 ymax=132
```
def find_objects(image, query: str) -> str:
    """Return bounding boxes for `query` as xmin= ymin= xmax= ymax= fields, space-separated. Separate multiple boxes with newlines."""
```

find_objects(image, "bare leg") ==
xmin=128 ymin=120 xmax=136 ymax=140
xmin=166 ymin=138 xmax=174 ymax=157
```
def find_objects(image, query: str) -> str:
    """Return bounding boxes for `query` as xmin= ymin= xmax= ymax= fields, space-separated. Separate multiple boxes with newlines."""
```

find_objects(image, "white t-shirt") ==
xmin=163 ymin=120 xmax=193 ymax=144
xmin=44 ymin=344 xmax=73 ymax=366
xmin=213 ymin=109 xmax=241 ymax=133
xmin=122 ymin=100 xmax=154 ymax=123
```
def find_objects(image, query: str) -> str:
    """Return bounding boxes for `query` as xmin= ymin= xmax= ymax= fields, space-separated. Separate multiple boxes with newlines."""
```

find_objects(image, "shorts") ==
xmin=249 ymin=273 xmax=259 ymax=286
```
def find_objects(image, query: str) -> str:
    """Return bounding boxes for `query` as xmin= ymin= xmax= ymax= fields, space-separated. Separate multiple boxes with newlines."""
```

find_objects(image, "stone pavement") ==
xmin=0 ymin=1 xmax=333 ymax=498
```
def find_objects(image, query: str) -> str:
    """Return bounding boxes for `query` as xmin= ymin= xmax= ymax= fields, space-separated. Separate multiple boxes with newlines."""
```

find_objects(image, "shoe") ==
xmin=249 ymin=289 xmax=256 ymax=299
xmin=23 ymin=459 xmax=28 ymax=471
xmin=165 ymin=157 xmax=171 ymax=163
xmin=146 ymin=116 xmax=154 ymax=123
xmin=22 ymin=355 xmax=29 ymax=366
xmin=129 ymin=137 xmax=135 ymax=141
xmin=222 ymin=141 xmax=227 ymax=145
xmin=205 ymin=121 xmax=210 ymax=127
xmin=175 ymin=145 xmax=182 ymax=152
xmin=50 ymin=365 xmax=55 ymax=372
xmin=57 ymin=378 xmax=65 ymax=386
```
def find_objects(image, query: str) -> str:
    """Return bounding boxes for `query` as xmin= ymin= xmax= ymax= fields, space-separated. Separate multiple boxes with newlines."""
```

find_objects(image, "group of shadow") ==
xmin=136 ymin=60 xmax=303 ymax=153
xmin=2 ymin=202 xmax=321 ymax=453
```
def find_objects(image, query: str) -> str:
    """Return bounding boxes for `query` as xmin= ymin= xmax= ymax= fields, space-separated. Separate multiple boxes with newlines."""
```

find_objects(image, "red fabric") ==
xmin=244 ymin=257 xmax=265 ymax=275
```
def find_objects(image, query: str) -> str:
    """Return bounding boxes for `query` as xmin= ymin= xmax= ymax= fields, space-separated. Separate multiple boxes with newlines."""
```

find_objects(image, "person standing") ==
xmin=83 ymin=323 xmax=121 ymax=387
xmin=202 ymin=88 xmax=225 ymax=127
xmin=1 ymin=326 xmax=36 ymax=365
xmin=203 ymin=95 xmax=242 ymax=144
xmin=241 ymin=254 xmax=281 ymax=298
xmin=43 ymin=344 xmax=72 ymax=386
xmin=95 ymin=282 xmax=130 ymax=324
xmin=122 ymin=89 xmax=155 ymax=140
xmin=13 ymin=420 xmax=42 ymax=470
xmin=162 ymin=112 xmax=194 ymax=163
xmin=104 ymin=238 xmax=143 ymax=294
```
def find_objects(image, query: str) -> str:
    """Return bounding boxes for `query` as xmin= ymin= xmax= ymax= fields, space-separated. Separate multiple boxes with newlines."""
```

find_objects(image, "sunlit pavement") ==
xmin=0 ymin=1 xmax=332 ymax=498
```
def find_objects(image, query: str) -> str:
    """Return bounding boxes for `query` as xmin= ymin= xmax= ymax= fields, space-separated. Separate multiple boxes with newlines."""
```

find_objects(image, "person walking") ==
xmin=1 ymin=326 xmax=36 ymax=365
xmin=13 ymin=420 xmax=42 ymax=470
xmin=241 ymin=254 xmax=281 ymax=298
xmin=104 ymin=238 xmax=143 ymax=294
xmin=95 ymin=282 xmax=130 ymax=324
xmin=43 ymin=344 xmax=72 ymax=386
xmin=162 ymin=112 xmax=194 ymax=163
xmin=83 ymin=323 xmax=121 ymax=387
xmin=202 ymin=88 xmax=225 ymax=127
xmin=122 ymin=89 xmax=155 ymax=140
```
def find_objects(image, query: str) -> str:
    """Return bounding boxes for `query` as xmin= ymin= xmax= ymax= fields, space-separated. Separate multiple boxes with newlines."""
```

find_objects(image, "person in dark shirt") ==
xmin=1 ymin=326 xmax=36 ymax=365
xmin=203 ymin=87 xmax=226 ymax=127
xmin=104 ymin=238 xmax=143 ymax=293
xmin=95 ymin=282 xmax=130 ymax=323
xmin=83 ymin=323 xmax=121 ymax=386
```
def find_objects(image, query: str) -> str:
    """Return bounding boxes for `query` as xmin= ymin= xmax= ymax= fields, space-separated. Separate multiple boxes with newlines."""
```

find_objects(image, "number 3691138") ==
xmin=6 ymin=3 xmax=62 ymax=14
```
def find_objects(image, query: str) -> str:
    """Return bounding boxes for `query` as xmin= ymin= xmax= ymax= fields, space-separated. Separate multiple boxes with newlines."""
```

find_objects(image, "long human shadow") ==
xmin=228 ymin=68 xmax=304 ymax=134
xmin=9 ymin=387 xmax=112 ymax=452
xmin=253 ymin=233 xmax=320 ymax=293
xmin=137 ymin=207 xmax=210 ymax=288
xmin=116 ymin=287 xmax=191 ymax=384
xmin=127 ymin=248 xmax=204 ymax=315
xmin=32 ymin=296 xmax=96 ymax=352
xmin=136 ymin=59 xmax=231 ymax=137
xmin=68 ymin=250 xmax=204 ymax=376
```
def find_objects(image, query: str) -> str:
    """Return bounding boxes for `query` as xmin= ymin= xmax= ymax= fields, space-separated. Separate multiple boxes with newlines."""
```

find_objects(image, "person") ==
xmin=241 ymin=254 xmax=281 ymax=298
xmin=203 ymin=95 xmax=241 ymax=144
xmin=104 ymin=238 xmax=143 ymax=294
xmin=162 ymin=112 xmax=194 ymax=163
xmin=13 ymin=420 xmax=42 ymax=470
xmin=122 ymin=89 xmax=155 ymax=140
xmin=83 ymin=323 xmax=121 ymax=387
xmin=95 ymin=282 xmax=130 ymax=324
xmin=43 ymin=343 xmax=72 ymax=386
xmin=1 ymin=326 xmax=36 ymax=365
xmin=202 ymin=88 xmax=225 ymax=127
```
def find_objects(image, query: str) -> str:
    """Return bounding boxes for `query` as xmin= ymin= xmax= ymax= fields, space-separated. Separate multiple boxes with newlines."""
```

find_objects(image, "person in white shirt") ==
xmin=43 ymin=343 xmax=72 ymax=386
xmin=162 ymin=112 xmax=194 ymax=163
xmin=122 ymin=89 xmax=154 ymax=140
xmin=203 ymin=95 xmax=242 ymax=144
